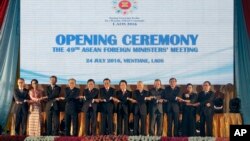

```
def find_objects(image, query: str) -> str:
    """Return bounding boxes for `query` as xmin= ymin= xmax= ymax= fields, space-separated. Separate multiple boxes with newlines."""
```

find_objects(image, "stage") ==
xmin=0 ymin=135 xmax=230 ymax=141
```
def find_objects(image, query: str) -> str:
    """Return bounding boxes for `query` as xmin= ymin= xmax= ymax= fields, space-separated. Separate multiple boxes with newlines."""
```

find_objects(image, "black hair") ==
xmin=169 ymin=77 xmax=177 ymax=82
xmin=119 ymin=80 xmax=127 ymax=85
xmin=203 ymin=81 xmax=211 ymax=86
xmin=87 ymin=79 xmax=95 ymax=84
xmin=186 ymin=83 xmax=193 ymax=87
xmin=18 ymin=78 xmax=25 ymax=81
xmin=103 ymin=78 xmax=111 ymax=82
xmin=31 ymin=79 xmax=38 ymax=84
xmin=50 ymin=75 xmax=57 ymax=82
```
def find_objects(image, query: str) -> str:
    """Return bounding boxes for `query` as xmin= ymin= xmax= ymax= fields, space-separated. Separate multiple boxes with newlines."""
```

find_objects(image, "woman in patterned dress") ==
xmin=28 ymin=79 xmax=42 ymax=136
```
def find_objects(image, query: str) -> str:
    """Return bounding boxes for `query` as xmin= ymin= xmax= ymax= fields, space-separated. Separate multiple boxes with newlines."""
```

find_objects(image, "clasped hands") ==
xmin=176 ymin=97 xmax=191 ymax=103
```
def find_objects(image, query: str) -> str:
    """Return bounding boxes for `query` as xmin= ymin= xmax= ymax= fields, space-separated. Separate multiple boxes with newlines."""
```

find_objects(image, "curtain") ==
xmin=0 ymin=0 xmax=20 ymax=127
xmin=0 ymin=0 xmax=9 ymax=29
xmin=242 ymin=0 xmax=250 ymax=37
xmin=235 ymin=0 xmax=250 ymax=124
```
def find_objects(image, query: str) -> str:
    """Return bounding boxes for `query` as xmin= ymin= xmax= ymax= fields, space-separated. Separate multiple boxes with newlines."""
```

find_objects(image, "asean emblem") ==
xmin=113 ymin=0 xmax=138 ymax=15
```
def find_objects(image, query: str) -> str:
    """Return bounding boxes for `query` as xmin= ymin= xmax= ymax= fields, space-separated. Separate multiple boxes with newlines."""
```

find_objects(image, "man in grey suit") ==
xmin=148 ymin=79 xmax=165 ymax=136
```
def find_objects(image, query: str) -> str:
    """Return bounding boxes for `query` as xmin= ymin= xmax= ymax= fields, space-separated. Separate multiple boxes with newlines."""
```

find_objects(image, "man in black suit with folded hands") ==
xmin=13 ymin=78 xmax=30 ymax=135
xmin=43 ymin=76 xmax=61 ymax=136
xmin=99 ymin=78 xmax=118 ymax=135
xmin=80 ymin=79 xmax=99 ymax=135
xmin=116 ymin=80 xmax=132 ymax=135
xmin=193 ymin=81 xmax=215 ymax=136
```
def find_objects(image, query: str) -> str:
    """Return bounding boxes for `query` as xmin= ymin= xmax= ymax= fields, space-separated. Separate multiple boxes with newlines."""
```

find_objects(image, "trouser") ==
xmin=101 ymin=112 xmax=113 ymax=135
xmin=149 ymin=109 xmax=163 ymax=136
xmin=134 ymin=113 xmax=147 ymax=135
xmin=117 ymin=108 xmax=129 ymax=135
xmin=15 ymin=109 xmax=28 ymax=135
xmin=65 ymin=112 xmax=78 ymax=136
xmin=46 ymin=108 xmax=59 ymax=135
xmin=200 ymin=110 xmax=213 ymax=136
xmin=167 ymin=105 xmax=180 ymax=137
xmin=85 ymin=107 xmax=97 ymax=135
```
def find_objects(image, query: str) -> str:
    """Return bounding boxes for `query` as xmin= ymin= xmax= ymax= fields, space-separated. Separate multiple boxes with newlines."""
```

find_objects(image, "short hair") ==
xmin=31 ymin=79 xmax=38 ymax=84
xmin=203 ymin=81 xmax=211 ymax=86
xmin=68 ymin=78 xmax=76 ymax=83
xmin=87 ymin=79 xmax=95 ymax=84
xmin=103 ymin=78 xmax=111 ymax=82
xmin=186 ymin=83 xmax=193 ymax=87
xmin=119 ymin=80 xmax=127 ymax=85
xmin=155 ymin=79 xmax=161 ymax=83
xmin=169 ymin=77 xmax=177 ymax=82
xmin=137 ymin=81 xmax=143 ymax=85
xmin=18 ymin=78 xmax=25 ymax=81
xmin=50 ymin=75 xmax=57 ymax=82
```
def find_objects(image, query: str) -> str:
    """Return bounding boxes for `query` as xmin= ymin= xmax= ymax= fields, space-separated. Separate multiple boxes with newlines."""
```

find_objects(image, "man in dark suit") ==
xmin=195 ymin=81 xmax=215 ymax=136
xmin=13 ymin=78 xmax=29 ymax=135
xmin=99 ymin=78 xmax=117 ymax=135
xmin=148 ymin=79 xmax=164 ymax=136
xmin=44 ymin=76 xmax=61 ymax=135
xmin=64 ymin=78 xmax=80 ymax=136
xmin=116 ymin=80 xmax=132 ymax=135
xmin=132 ymin=81 xmax=151 ymax=135
xmin=80 ymin=79 xmax=99 ymax=135
xmin=163 ymin=77 xmax=183 ymax=137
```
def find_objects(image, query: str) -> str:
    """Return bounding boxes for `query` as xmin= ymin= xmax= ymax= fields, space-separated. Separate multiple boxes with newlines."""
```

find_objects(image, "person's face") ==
xmin=87 ymin=81 xmax=95 ymax=90
xmin=187 ymin=85 xmax=193 ymax=93
xmin=120 ymin=82 xmax=127 ymax=90
xmin=17 ymin=79 xmax=25 ymax=88
xmin=169 ymin=79 xmax=177 ymax=88
xmin=137 ymin=83 xmax=144 ymax=91
xmin=68 ymin=80 xmax=76 ymax=88
xmin=154 ymin=81 xmax=161 ymax=89
xmin=202 ymin=82 xmax=211 ymax=92
xmin=31 ymin=81 xmax=38 ymax=89
xmin=103 ymin=80 xmax=110 ymax=89
xmin=50 ymin=77 xmax=56 ymax=85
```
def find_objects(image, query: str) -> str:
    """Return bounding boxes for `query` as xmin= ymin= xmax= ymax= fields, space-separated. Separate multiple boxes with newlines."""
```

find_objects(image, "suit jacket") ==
xmin=13 ymin=88 xmax=30 ymax=113
xmin=148 ymin=88 xmax=164 ymax=113
xmin=162 ymin=86 xmax=181 ymax=113
xmin=81 ymin=88 xmax=99 ymax=112
xmin=99 ymin=87 xmax=115 ymax=114
xmin=64 ymin=87 xmax=80 ymax=114
xmin=133 ymin=89 xmax=149 ymax=115
xmin=116 ymin=90 xmax=132 ymax=114
xmin=198 ymin=91 xmax=215 ymax=114
xmin=45 ymin=85 xmax=61 ymax=112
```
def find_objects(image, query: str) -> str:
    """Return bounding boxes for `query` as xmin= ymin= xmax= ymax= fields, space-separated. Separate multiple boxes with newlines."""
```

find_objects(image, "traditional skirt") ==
xmin=28 ymin=104 xmax=41 ymax=136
